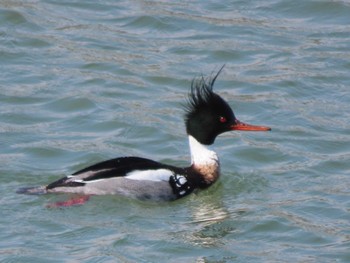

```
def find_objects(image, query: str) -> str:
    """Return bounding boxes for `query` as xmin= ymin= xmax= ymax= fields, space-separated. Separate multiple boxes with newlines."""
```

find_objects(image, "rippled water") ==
xmin=1 ymin=0 xmax=350 ymax=262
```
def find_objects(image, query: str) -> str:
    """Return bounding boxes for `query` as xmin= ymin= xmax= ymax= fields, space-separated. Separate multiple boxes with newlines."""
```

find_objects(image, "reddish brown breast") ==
xmin=192 ymin=160 xmax=220 ymax=185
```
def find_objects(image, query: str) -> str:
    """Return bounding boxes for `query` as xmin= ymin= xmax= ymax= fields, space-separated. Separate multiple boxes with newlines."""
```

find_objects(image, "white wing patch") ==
xmin=66 ymin=175 xmax=84 ymax=183
xmin=125 ymin=169 xmax=173 ymax=182
xmin=66 ymin=169 xmax=113 ymax=183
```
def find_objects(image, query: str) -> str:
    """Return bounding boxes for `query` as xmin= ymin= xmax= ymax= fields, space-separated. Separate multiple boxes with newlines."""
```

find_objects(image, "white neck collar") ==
xmin=188 ymin=135 xmax=219 ymax=166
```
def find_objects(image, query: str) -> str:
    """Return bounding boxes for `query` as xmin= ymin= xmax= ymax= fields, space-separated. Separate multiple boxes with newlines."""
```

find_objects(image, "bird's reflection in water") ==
xmin=184 ymin=191 xmax=248 ymax=248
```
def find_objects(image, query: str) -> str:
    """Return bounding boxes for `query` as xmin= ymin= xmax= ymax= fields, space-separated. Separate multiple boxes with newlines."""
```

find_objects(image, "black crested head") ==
xmin=184 ymin=66 xmax=236 ymax=145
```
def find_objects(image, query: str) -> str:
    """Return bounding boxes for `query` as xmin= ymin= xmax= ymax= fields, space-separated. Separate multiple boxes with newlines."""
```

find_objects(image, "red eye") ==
xmin=219 ymin=116 xmax=227 ymax=123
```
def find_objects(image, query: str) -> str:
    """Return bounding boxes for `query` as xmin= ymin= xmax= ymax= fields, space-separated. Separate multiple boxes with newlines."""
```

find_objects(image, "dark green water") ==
xmin=1 ymin=0 xmax=349 ymax=262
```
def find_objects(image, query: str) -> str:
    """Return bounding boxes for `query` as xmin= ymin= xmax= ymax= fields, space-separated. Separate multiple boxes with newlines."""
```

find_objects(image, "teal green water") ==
xmin=1 ymin=0 xmax=350 ymax=262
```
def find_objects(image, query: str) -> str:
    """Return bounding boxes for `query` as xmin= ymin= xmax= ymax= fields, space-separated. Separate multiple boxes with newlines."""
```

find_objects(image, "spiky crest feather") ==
xmin=184 ymin=65 xmax=225 ymax=123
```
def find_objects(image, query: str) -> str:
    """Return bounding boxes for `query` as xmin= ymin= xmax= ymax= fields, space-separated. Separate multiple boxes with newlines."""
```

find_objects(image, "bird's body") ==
xmin=18 ymin=67 xmax=270 ymax=202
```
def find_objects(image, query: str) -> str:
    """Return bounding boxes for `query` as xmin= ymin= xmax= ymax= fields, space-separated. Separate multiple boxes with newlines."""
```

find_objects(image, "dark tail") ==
xmin=16 ymin=186 xmax=47 ymax=195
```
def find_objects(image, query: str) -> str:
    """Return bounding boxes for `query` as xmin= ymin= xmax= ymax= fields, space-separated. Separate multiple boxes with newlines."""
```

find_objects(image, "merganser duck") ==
xmin=18 ymin=67 xmax=271 ymax=202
